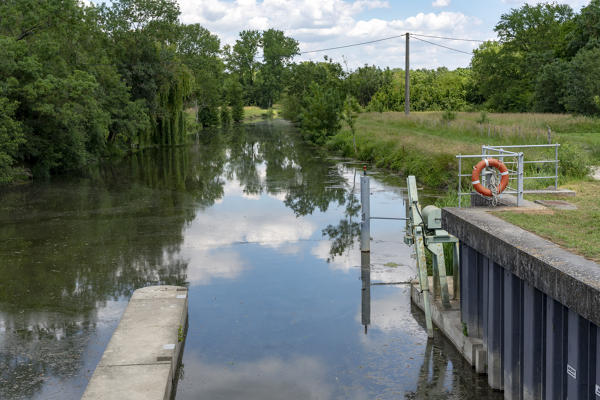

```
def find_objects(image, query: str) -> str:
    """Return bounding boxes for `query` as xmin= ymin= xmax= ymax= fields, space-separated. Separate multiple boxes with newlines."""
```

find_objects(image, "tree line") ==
xmin=2 ymin=0 xmax=598 ymax=182
xmin=0 ymin=0 xmax=299 ymax=183
xmin=281 ymin=0 xmax=600 ymax=144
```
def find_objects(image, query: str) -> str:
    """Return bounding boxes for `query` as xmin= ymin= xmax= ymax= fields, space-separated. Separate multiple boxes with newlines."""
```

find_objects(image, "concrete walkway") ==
xmin=82 ymin=285 xmax=188 ymax=400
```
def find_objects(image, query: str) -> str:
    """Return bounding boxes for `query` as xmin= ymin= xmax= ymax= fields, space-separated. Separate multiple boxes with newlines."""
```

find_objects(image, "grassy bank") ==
xmin=496 ymin=181 xmax=600 ymax=262
xmin=327 ymin=111 xmax=600 ymax=188
xmin=326 ymin=111 xmax=599 ymax=262
xmin=243 ymin=106 xmax=282 ymax=123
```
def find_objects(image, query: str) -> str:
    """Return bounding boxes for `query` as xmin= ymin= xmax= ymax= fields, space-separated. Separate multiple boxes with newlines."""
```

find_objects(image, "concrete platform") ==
xmin=410 ymin=278 xmax=488 ymax=374
xmin=82 ymin=285 xmax=188 ymax=400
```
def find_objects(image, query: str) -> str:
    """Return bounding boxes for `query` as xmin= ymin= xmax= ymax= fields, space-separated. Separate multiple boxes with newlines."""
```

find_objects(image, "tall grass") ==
xmin=327 ymin=111 xmax=599 ymax=189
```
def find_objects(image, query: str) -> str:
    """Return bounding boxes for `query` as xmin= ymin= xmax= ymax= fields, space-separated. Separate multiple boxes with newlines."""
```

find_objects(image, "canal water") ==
xmin=0 ymin=121 xmax=500 ymax=399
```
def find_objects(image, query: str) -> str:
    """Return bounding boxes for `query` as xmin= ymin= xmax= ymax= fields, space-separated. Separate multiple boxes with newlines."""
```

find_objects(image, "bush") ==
xmin=477 ymin=111 xmax=489 ymax=124
xmin=441 ymin=110 xmax=457 ymax=123
xmin=220 ymin=106 xmax=231 ymax=126
xmin=559 ymin=143 xmax=590 ymax=179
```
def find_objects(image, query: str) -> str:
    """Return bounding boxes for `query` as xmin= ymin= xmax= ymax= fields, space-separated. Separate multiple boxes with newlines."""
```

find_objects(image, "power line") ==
xmin=298 ymin=32 xmax=484 ymax=55
xmin=299 ymin=34 xmax=406 ymax=54
xmin=410 ymin=33 xmax=484 ymax=43
xmin=411 ymin=36 xmax=473 ymax=55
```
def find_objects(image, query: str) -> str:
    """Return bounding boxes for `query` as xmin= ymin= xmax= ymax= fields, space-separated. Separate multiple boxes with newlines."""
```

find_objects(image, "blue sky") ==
xmin=141 ymin=0 xmax=592 ymax=69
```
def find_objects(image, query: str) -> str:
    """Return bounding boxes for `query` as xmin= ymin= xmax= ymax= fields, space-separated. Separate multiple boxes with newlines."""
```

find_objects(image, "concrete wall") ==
xmin=443 ymin=208 xmax=600 ymax=400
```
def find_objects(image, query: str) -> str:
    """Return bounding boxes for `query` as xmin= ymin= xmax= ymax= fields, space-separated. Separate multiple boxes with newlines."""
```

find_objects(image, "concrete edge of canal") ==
xmin=82 ymin=285 xmax=188 ymax=400
xmin=411 ymin=207 xmax=600 ymax=399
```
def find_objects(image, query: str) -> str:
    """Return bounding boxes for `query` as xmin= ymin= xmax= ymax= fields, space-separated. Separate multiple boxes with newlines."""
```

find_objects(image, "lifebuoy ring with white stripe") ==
xmin=471 ymin=158 xmax=509 ymax=197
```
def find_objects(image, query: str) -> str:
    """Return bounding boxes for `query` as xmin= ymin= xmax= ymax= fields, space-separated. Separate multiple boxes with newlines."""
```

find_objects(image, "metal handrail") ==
xmin=456 ymin=143 xmax=561 ymax=208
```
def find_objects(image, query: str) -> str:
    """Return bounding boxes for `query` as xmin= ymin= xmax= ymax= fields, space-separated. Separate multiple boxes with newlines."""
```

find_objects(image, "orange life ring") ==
xmin=471 ymin=158 xmax=509 ymax=197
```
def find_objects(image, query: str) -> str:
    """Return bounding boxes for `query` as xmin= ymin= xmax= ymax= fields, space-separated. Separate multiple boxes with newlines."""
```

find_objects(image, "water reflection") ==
xmin=1 ymin=121 xmax=501 ymax=399
xmin=0 ymin=121 xmax=362 ymax=399
xmin=361 ymin=252 xmax=371 ymax=334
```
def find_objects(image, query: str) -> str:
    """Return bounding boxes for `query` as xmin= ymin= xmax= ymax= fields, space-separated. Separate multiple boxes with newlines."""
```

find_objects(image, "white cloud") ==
xmin=179 ymin=0 xmax=486 ymax=69
xmin=178 ymin=355 xmax=337 ymax=399
xmin=432 ymin=0 xmax=450 ymax=7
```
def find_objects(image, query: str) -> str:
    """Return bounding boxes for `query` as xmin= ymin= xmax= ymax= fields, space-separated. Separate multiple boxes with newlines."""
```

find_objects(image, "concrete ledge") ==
xmin=442 ymin=207 xmax=600 ymax=326
xmin=82 ymin=285 xmax=188 ymax=400
xmin=410 ymin=282 xmax=484 ymax=369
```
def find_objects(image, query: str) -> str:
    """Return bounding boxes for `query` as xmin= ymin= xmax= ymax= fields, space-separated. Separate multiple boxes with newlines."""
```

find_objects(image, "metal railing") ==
xmin=456 ymin=144 xmax=560 ymax=208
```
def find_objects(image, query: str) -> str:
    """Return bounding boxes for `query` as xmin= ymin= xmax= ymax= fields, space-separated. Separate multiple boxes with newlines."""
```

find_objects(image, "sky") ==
xmin=174 ymin=0 xmax=590 ymax=70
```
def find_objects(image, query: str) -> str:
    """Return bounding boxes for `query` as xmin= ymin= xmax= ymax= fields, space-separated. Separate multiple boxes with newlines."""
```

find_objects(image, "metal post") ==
xmin=428 ymin=243 xmax=450 ymax=309
xmin=452 ymin=242 xmax=460 ymax=300
xmin=360 ymin=174 xmax=370 ymax=252
xmin=554 ymin=144 xmax=559 ymax=190
xmin=407 ymin=176 xmax=433 ymax=337
xmin=405 ymin=33 xmax=410 ymax=115
xmin=481 ymin=146 xmax=488 ymax=189
xmin=517 ymin=152 xmax=524 ymax=207
xmin=458 ymin=155 xmax=462 ymax=208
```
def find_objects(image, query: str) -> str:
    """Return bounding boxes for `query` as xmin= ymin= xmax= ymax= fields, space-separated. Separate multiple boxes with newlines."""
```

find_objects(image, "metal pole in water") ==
xmin=360 ymin=166 xmax=370 ymax=252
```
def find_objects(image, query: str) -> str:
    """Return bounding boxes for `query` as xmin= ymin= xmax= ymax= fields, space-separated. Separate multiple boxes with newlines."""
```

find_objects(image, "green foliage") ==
xmin=441 ymin=110 xmax=457 ymax=123
xmin=0 ymin=0 xmax=229 ymax=181
xmin=342 ymin=96 xmax=360 ymax=153
xmin=470 ymin=1 xmax=600 ymax=116
xmin=301 ymin=82 xmax=345 ymax=145
xmin=563 ymin=47 xmax=600 ymax=115
xmin=477 ymin=111 xmax=489 ymax=124
xmin=346 ymin=65 xmax=393 ymax=107
xmin=220 ymin=106 xmax=231 ymax=127
xmin=534 ymin=60 xmax=569 ymax=112
xmin=0 ymin=97 xmax=24 ymax=183
xmin=559 ymin=143 xmax=591 ymax=179
xmin=227 ymin=80 xmax=244 ymax=123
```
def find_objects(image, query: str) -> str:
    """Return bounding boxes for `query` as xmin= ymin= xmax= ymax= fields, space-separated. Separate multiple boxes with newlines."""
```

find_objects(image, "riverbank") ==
xmin=325 ymin=111 xmax=599 ymax=262
xmin=327 ymin=111 xmax=600 ymax=188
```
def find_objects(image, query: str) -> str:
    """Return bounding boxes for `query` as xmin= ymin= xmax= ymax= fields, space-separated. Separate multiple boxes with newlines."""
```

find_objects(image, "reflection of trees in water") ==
xmin=321 ymin=177 xmax=361 ymax=261
xmin=0 ymin=121 xmax=357 ymax=399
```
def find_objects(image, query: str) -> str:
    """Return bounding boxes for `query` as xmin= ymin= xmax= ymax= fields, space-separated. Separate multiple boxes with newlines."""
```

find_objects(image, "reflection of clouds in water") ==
xmin=363 ymin=292 xmax=423 ymax=333
xmin=311 ymin=240 xmax=360 ymax=272
xmin=184 ymin=250 xmax=247 ymax=285
xmin=178 ymin=355 xmax=338 ymax=400
xmin=185 ymin=208 xmax=315 ymax=250
xmin=182 ymin=198 xmax=316 ymax=285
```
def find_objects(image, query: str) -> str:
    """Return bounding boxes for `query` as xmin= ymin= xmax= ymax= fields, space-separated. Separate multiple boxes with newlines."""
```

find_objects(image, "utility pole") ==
xmin=405 ymin=32 xmax=410 ymax=115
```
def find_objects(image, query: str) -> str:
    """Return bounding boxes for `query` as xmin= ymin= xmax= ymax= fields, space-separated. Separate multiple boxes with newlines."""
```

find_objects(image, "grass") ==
xmin=326 ymin=111 xmax=599 ymax=262
xmin=495 ymin=180 xmax=600 ymax=262
xmin=327 ymin=111 xmax=600 ymax=188
xmin=243 ymin=105 xmax=282 ymax=123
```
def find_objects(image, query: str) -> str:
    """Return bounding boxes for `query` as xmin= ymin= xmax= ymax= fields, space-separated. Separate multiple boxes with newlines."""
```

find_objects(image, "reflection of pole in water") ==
xmin=409 ymin=339 xmax=451 ymax=399
xmin=361 ymin=251 xmax=371 ymax=334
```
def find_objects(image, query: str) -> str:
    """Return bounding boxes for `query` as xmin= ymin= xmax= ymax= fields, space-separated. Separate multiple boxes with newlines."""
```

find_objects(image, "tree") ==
xmin=300 ymin=82 xmax=345 ymax=144
xmin=178 ymin=23 xmax=224 ymax=130
xmin=563 ymin=47 xmax=600 ymax=115
xmin=225 ymin=30 xmax=261 ymax=105
xmin=341 ymin=96 xmax=360 ymax=154
xmin=256 ymin=29 xmax=299 ymax=108
xmin=471 ymin=3 xmax=575 ymax=111
xmin=534 ymin=60 xmax=569 ymax=112
xmin=227 ymin=79 xmax=244 ymax=123
xmin=346 ymin=65 xmax=392 ymax=107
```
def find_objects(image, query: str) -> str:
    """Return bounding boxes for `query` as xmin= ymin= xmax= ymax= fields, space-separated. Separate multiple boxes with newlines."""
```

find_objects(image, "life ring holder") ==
xmin=471 ymin=158 xmax=509 ymax=197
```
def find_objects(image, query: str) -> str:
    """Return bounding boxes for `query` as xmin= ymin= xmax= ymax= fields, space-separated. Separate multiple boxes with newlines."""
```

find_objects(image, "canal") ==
xmin=0 ymin=121 xmax=501 ymax=399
